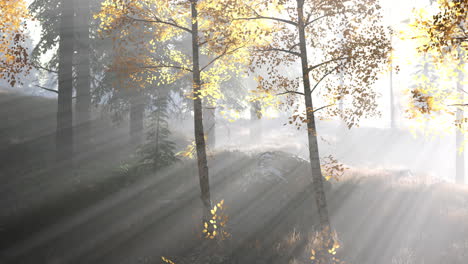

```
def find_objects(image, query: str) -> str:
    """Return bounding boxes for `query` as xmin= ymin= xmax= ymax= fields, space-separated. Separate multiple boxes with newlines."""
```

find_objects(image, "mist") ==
xmin=2 ymin=0 xmax=468 ymax=264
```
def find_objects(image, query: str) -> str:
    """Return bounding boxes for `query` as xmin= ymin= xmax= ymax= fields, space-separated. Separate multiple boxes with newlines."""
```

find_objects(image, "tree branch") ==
xmin=276 ymin=90 xmax=305 ymax=96
xmin=234 ymin=16 xmax=298 ymax=27
xmin=305 ymin=13 xmax=334 ymax=27
xmin=288 ymin=43 xmax=300 ymax=52
xmin=307 ymin=56 xmax=349 ymax=73
xmin=141 ymin=64 xmax=192 ymax=72
xmin=31 ymin=63 xmax=58 ymax=74
xmin=254 ymin=47 xmax=301 ymax=57
xmin=200 ymin=46 xmax=245 ymax=72
xmin=34 ymin=85 xmax=77 ymax=99
xmin=126 ymin=15 xmax=192 ymax=33
xmin=313 ymin=104 xmax=335 ymax=113
xmin=311 ymin=64 xmax=342 ymax=93
xmin=35 ymin=84 xmax=58 ymax=94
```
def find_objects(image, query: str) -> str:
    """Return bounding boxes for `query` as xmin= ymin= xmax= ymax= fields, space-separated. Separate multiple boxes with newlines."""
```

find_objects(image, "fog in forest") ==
xmin=2 ymin=0 xmax=468 ymax=264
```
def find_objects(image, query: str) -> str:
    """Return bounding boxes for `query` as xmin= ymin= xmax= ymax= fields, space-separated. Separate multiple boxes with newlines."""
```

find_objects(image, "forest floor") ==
xmin=1 ymin=92 xmax=468 ymax=264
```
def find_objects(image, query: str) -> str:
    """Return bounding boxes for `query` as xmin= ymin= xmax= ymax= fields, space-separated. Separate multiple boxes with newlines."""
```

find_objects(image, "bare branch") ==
xmin=288 ymin=43 xmax=300 ymax=52
xmin=141 ymin=64 xmax=192 ymax=72
xmin=31 ymin=63 xmax=58 ymax=74
xmin=313 ymin=104 xmax=335 ymax=113
xmin=200 ymin=46 xmax=245 ymax=72
xmin=307 ymin=56 xmax=349 ymax=73
xmin=236 ymin=3 xmax=297 ymax=26
xmin=311 ymin=64 xmax=342 ymax=93
xmin=34 ymin=85 xmax=77 ymax=99
xmin=199 ymin=39 xmax=209 ymax=46
xmin=276 ymin=90 xmax=305 ymax=96
xmin=254 ymin=47 xmax=301 ymax=57
xmin=305 ymin=13 xmax=334 ymax=27
xmin=125 ymin=15 xmax=192 ymax=33
xmin=35 ymin=84 xmax=58 ymax=94
xmin=234 ymin=16 xmax=298 ymax=27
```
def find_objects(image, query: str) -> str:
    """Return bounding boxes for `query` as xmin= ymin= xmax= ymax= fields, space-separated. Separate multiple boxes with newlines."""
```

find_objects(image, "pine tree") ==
xmin=138 ymin=93 xmax=178 ymax=171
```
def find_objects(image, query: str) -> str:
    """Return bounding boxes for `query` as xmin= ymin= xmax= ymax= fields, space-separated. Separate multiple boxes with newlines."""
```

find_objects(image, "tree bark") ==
xmin=203 ymin=105 xmax=216 ymax=148
xmin=297 ymin=0 xmax=331 ymax=238
xmin=191 ymin=0 xmax=212 ymax=221
xmin=75 ymin=0 xmax=92 ymax=152
xmin=57 ymin=0 xmax=74 ymax=163
xmin=456 ymin=68 xmax=465 ymax=184
xmin=389 ymin=33 xmax=396 ymax=129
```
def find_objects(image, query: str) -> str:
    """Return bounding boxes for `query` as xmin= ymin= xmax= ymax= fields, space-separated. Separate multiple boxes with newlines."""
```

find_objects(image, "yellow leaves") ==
xmin=309 ymin=227 xmax=344 ymax=264
xmin=405 ymin=0 xmax=468 ymax=62
xmin=247 ymin=76 xmax=281 ymax=111
xmin=321 ymin=155 xmax=347 ymax=182
xmin=95 ymin=0 xmax=254 ymax=112
xmin=175 ymin=141 xmax=196 ymax=159
xmin=0 ymin=0 xmax=31 ymax=86
xmin=161 ymin=256 xmax=175 ymax=264
xmin=202 ymin=199 xmax=230 ymax=240
xmin=219 ymin=108 xmax=241 ymax=123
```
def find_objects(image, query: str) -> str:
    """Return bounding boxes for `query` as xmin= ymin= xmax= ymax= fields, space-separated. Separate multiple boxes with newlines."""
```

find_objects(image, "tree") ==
xmin=138 ymin=92 xmax=178 ymax=170
xmin=411 ymin=0 xmax=468 ymax=60
xmin=56 ymin=0 xmax=75 ymax=162
xmin=93 ymin=21 xmax=149 ymax=145
xmin=0 ymin=0 xmax=31 ymax=87
xmin=227 ymin=0 xmax=391 ymax=261
xmin=75 ymin=0 xmax=93 ymax=151
xmin=405 ymin=0 xmax=468 ymax=183
xmin=95 ymin=0 xmax=258 ymax=223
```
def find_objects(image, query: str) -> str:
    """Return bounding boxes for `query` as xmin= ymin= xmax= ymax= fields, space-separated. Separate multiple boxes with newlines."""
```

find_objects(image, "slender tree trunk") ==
xmin=191 ymin=0 xmax=212 ymax=221
xmin=75 ymin=0 xmax=92 ymax=154
xmin=203 ymin=105 xmax=216 ymax=148
xmin=456 ymin=68 xmax=465 ymax=184
xmin=389 ymin=33 xmax=396 ymax=129
xmin=155 ymin=100 xmax=160 ymax=169
xmin=129 ymin=94 xmax=144 ymax=146
xmin=422 ymin=54 xmax=430 ymax=134
xmin=57 ymin=0 xmax=74 ymax=163
xmin=297 ymin=0 xmax=331 ymax=242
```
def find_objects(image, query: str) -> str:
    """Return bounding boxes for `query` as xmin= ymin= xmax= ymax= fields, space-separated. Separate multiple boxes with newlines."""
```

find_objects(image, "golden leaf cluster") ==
xmin=402 ymin=1 xmax=468 ymax=141
xmin=0 ymin=0 xmax=31 ymax=87
xmin=95 ymin=0 xmax=263 ymax=105
xmin=309 ymin=227 xmax=345 ymax=264
xmin=175 ymin=140 xmax=197 ymax=159
xmin=408 ymin=0 xmax=468 ymax=62
xmin=321 ymin=155 xmax=347 ymax=182
xmin=161 ymin=256 xmax=175 ymax=264
xmin=202 ymin=199 xmax=230 ymax=240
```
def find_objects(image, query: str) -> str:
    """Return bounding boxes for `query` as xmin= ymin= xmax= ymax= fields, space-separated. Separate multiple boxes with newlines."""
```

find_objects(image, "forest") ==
xmin=2 ymin=0 xmax=468 ymax=263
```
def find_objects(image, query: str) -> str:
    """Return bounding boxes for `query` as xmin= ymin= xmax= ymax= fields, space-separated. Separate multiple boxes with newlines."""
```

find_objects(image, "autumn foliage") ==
xmin=0 ymin=0 xmax=31 ymax=87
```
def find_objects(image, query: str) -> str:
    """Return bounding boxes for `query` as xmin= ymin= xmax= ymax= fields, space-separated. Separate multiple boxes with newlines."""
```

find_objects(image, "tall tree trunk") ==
xmin=129 ymin=94 xmax=144 ymax=146
xmin=389 ymin=34 xmax=396 ymax=129
xmin=154 ymin=97 xmax=161 ymax=169
xmin=203 ymin=105 xmax=216 ymax=148
xmin=191 ymin=0 xmax=212 ymax=221
xmin=57 ymin=0 xmax=74 ymax=163
xmin=75 ymin=0 xmax=92 ymax=153
xmin=456 ymin=68 xmax=465 ymax=184
xmin=297 ymin=0 xmax=331 ymax=243
xmin=422 ymin=54 xmax=431 ymax=134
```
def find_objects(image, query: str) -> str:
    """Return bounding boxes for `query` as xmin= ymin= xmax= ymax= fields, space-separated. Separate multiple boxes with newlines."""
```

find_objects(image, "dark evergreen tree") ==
xmin=138 ymin=93 xmax=178 ymax=171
